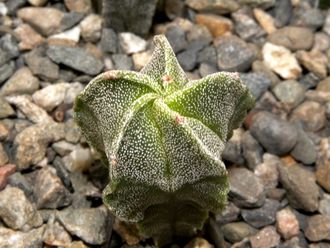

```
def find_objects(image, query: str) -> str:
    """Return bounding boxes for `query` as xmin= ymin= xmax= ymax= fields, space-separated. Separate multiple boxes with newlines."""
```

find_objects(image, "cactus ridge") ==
xmin=74 ymin=35 xmax=255 ymax=245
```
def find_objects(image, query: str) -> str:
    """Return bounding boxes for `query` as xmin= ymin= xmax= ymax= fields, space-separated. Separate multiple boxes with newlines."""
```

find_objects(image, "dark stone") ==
xmin=215 ymin=35 xmax=256 ymax=72
xmin=0 ymin=34 xmax=19 ymax=60
xmin=197 ymin=46 xmax=217 ymax=66
xmin=47 ymin=45 xmax=104 ymax=76
xmin=7 ymin=172 xmax=33 ymax=197
xmin=102 ymin=0 xmax=158 ymax=36
xmin=6 ymin=0 xmax=26 ymax=14
xmin=274 ymin=0 xmax=293 ymax=28
xmin=290 ymin=127 xmax=317 ymax=164
xmin=240 ymin=72 xmax=271 ymax=100
xmin=60 ymin=12 xmax=85 ymax=31
xmin=223 ymin=129 xmax=245 ymax=165
xmin=222 ymin=222 xmax=258 ymax=243
xmin=241 ymin=199 xmax=280 ymax=228
xmin=100 ymin=28 xmax=118 ymax=54
xmin=112 ymin=54 xmax=133 ymax=70
xmin=290 ymin=6 xmax=325 ymax=30
xmin=242 ymin=131 xmax=263 ymax=170
xmin=250 ymin=112 xmax=298 ymax=155
xmin=215 ymin=202 xmax=240 ymax=225
xmin=177 ymin=49 xmax=197 ymax=71
xmin=52 ymin=156 xmax=73 ymax=192
xmin=165 ymin=25 xmax=188 ymax=53
xmin=0 ymin=61 xmax=15 ymax=85
xmin=299 ymin=72 xmax=320 ymax=89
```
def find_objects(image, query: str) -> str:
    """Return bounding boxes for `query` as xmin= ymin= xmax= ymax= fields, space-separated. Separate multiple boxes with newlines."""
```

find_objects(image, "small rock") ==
xmin=215 ymin=35 xmax=256 ymax=72
xmin=305 ymin=215 xmax=330 ymax=242
xmin=279 ymin=163 xmax=319 ymax=212
xmin=119 ymin=32 xmax=148 ymax=55
xmin=222 ymin=128 xmax=245 ymax=165
xmin=32 ymin=83 xmax=70 ymax=111
xmin=47 ymin=45 xmax=103 ymax=75
xmin=112 ymin=54 xmax=133 ymax=70
xmin=165 ymin=25 xmax=188 ymax=53
xmin=215 ymin=202 xmax=240 ymax=225
xmin=0 ymin=62 xmax=15 ymax=85
xmin=195 ymin=14 xmax=232 ymax=37
xmin=185 ymin=0 xmax=239 ymax=14
xmin=64 ymin=119 xmax=81 ymax=143
xmin=317 ymin=77 xmax=330 ymax=93
xmin=250 ymin=226 xmax=280 ymax=248
xmin=299 ymin=72 xmax=320 ymax=90
xmin=64 ymin=0 xmax=92 ymax=13
xmin=324 ymin=10 xmax=330 ymax=36
xmin=290 ymin=101 xmax=326 ymax=132
xmin=229 ymin=167 xmax=265 ymax=208
xmin=276 ymin=207 xmax=300 ymax=240
xmin=184 ymin=237 xmax=214 ymax=248
xmin=24 ymin=51 xmax=59 ymax=81
xmin=52 ymin=141 xmax=77 ymax=157
xmin=80 ymin=14 xmax=103 ymax=42
xmin=305 ymin=90 xmax=330 ymax=104
xmin=273 ymin=0 xmax=292 ymax=28
xmin=253 ymin=8 xmax=276 ymax=34
xmin=7 ymin=172 xmax=33 ymax=197
xmin=290 ymin=6 xmax=325 ymax=30
xmin=14 ymin=122 xmax=65 ymax=170
xmin=313 ymin=32 xmax=330 ymax=52
xmin=177 ymin=49 xmax=197 ymax=71
xmin=48 ymin=26 xmax=81 ymax=46
xmin=165 ymin=0 xmax=184 ymax=20
xmin=0 ymin=97 xmax=15 ymax=118
xmin=240 ymin=72 xmax=271 ymax=99
xmin=252 ymin=60 xmax=280 ymax=87
xmin=242 ymin=131 xmax=263 ymax=170
xmin=100 ymin=28 xmax=118 ymax=53
xmin=199 ymin=63 xmax=218 ymax=77
xmin=254 ymin=153 xmax=280 ymax=189
xmin=0 ymin=226 xmax=45 ymax=248
xmin=296 ymin=50 xmax=328 ymax=79
xmin=17 ymin=7 xmax=64 ymax=36
xmin=28 ymin=0 xmax=47 ymax=6
xmin=0 ymin=186 xmax=42 ymax=231
xmin=62 ymin=145 xmax=94 ymax=172
xmin=262 ymin=42 xmax=302 ymax=79
xmin=290 ymin=127 xmax=317 ymax=164
xmin=319 ymin=193 xmax=330 ymax=216
xmin=0 ymin=143 xmax=9 ymax=166
xmin=113 ymin=219 xmax=141 ymax=245
xmin=5 ymin=95 xmax=52 ymax=124
xmin=43 ymin=219 xmax=72 ymax=247
xmin=66 ymin=241 xmax=89 ymax=248
xmin=267 ymin=26 xmax=314 ymax=51
xmin=272 ymin=80 xmax=306 ymax=108
xmin=132 ymin=50 xmax=152 ymax=71
xmin=14 ymin=24 xmax=45 ymax=51
xmin=222 ymin=222 xmax=258 ymax=243
xmin=316 ymin=138 xmax=330 ymax=193
xmin=0 ymin=34 xmax=19 ymax=59
xmin=57 ymin=207 xmax=111 ymax=245
xmin=0 ymin=67 xmax=39 ymax=96
xmin=186 ymin=24 xmax=213 ymax=44
xmin=250 ymin=111 xmax=297 ymax=155
xmin=241 ymin=199 xmax=280 ymax=228
xmin=64 ymin=82 xmax=84 ymax=104
xmin=0 ymin=164 xmax=16 ymax=190
xmin=0 ymin=123 xmax=9 ymax=141
xmin=197 ymin=46 xmax=217 ymax=66
xmin=34 ymin=167 xmax=72 ymax=209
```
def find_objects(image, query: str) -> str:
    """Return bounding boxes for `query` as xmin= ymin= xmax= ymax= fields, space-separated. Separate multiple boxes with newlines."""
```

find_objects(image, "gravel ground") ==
xmin=0 ymin=0 xmax=330 ymax=247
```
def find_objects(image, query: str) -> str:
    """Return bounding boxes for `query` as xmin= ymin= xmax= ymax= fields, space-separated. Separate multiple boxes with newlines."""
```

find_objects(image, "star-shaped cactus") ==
xmin=74 ymin=35 xmax=255 ymax=246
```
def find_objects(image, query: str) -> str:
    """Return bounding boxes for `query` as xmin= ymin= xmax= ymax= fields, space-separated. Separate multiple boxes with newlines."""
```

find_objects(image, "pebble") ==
xmin=315 ymin=138 xmax=330 ymax=193
xmin=32 ymin=83 xmax=69 ymax=111
xmin=299 ymin=72 xmax=319 ymax=90
xmin=290 ymin=127 xmax=317 ymax=165
xmin=253 ymin=8 xmax=276 ymax=34
xmin=34 ymin=167 xmax=72 ymax=209
xmin=48 ymin=26 xmax=81 ymax=46
xmin=0 ymin=164 xmax=16 ymax=190
xmin=254 ymin=153 xmax=280 ymax=190
xmin=197 ymin=46 xmax=217 ymax=66
xmin=132 ymin=50 xmax=152 ymax=71
xmin=274 ymin=0 xmax=292 ymax=27
xmin=43 ymin=219 xmax=72 ymax=247
xmin=14 ymin=122 xmax=65 ymax=170
xmin=317 ymin=77 xmax=330 ymax=93
xmin=249 ymin=226 xmax=280 ymax=248
xmin=119 ymin=32 xmax=147 ymax=55
xmin=215 ymin=35 xmax=256 ymax=72
xmin=52 ymin=141 xmax=77 ymax=157
xmin=64 ymin=82 xmax=84 ymax=104
xmin=185 ymin=0 xmax=239 ymax=14
xmin=47 ymin=45 xmax=103 ymax=75
xmin=177 ymin=49 xmax=197 ymax=71
xmin=14 ymin=24 xmax=45 ymax=51
xmin=62 ymin=145 xmax=94 ymax=172
xmin=57 ymin=207 xmax=111 ymax=245
xmin=313 ymin=32 xmax=330 ymax=52
xmin=0 ymin=225 xmax=45 ymax=248
xmin=195 ymin=14 xmax=232 ymax=37
xmin=0 ymin=67 xmax=39 ymax=96
xmin=231 ymin=7 xmax=264 ymax=41
xmin=184 ymin=237 xmax=213 ymax=248
xmin=0 ymin=34 xmax=19 ymax=60
xmin=319 ymin=193 xmax=330 ymax=216
xmin=278 ymin=163 xmax=319 ymax=212
xmin=276 ymin=207 xmax=300 ymax=240
xmin=240 ymin=72 xmax=271 ymax=100
xmin=324 ymin=10 xmax=330 ymax=35
xmin=262 ymin=42 xmax=302 ymax=79
xmin=0 ymin=97 xmax=15 ymax=118
xmin=24 ymin=50 xmax=59 ymax=81
xmin=17 ymin=7 xmax=64 ymax=36
xmin=290 ymin=6 xmax=325 ymax=30
xmin=112 ymin=54 xmax=133 ymax=70
xmin=80 ymin=14 xmax=103 ymax=42
xmin=290 ymin=101 xmax=326 ymax=132
xmin=100 ymin=28 xmax=118 ymax=53
xmin=0 ymin=143 xmax=8 ymax=166
xmin=267 ymin=26 xmax=314 ymax=51
xmin=5 ymin=95 xmax=53 ymax=124
xmin=229 ymin=167 xmax=265 ymax=208
xmin=272 ymin=80 xmax=306 ymax=108
xmin=165 ymin=25 xmax=188 ymax=53
xmin=222 ymin=222 xmax=258 ymax=243
xmin=305 ymin=90 xmax=330 ymax=104
xmin=0 ymin=123 xmax=9 ymax=141
xmin=0 ymin=186 xmax=42 ymax=231
xmin=305 ymin=215 xmax=330 ymax=241
xmin=222 ymin=128 xmax=245 ymax=165
xmin=241 ymin=199 xmax=280 ymax=228
xmin=7 ymin=172 xmax=33 ymax=197
xmin=64 ymin=0 xmax=92 ymax=13
xmin=250 ymin=111 xmax=297 ymax=155
xmin=252 ymin=60 xmax=280 ymax=87
xmin=0 ymin=62 xmax=15 ymax=85
xmin=28 ymin=0 xmax=47 ymax=6
xmin=296 ymin=50 xmax=328 ymax=79
xmin=199 ymin=63 xmax=218 ymax=77
xmin=215 ymin=202 xmax=240 ymax=225
xmin=242 ymin=131 xmax=263 ymax=170
xmin=165 ymin=0 xmax=184 ymax=20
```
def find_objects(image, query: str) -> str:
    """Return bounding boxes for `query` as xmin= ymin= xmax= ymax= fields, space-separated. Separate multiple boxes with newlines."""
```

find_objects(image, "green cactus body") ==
xmin=74 ymin=35 xmax=255 ymax=245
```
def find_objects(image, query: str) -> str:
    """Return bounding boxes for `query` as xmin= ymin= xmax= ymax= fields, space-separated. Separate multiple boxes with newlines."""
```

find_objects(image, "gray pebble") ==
xmin=112 ymin=54 xmax=133 ymax=70
xmin=100 ymin=28 xmax=118 ymax=53
xmin=165 ymin=26 xmax=187 ymax=53
xmin=0 ymin=61 xmax=15 ymax=85
xmin=240 ymin=72 xmax=271 ymax=100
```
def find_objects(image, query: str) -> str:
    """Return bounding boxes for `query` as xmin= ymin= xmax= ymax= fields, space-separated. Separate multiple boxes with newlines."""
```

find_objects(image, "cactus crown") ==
xmin=74 ymin=35 xmax=255 ymax=246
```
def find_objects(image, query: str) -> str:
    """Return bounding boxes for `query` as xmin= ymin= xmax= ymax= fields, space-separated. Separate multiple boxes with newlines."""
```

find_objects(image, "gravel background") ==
xmin=0 ymin=0 xmax=330 ymax=247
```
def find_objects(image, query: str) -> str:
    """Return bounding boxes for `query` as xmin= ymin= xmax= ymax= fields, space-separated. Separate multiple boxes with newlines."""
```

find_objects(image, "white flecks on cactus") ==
xmin=74 ymin=35 xmax=255 ymax=245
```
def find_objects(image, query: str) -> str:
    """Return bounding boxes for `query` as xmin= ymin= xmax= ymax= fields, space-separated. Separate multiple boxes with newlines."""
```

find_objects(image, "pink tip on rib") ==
xmin=175 ymin=115 xmax=185 ymax=124
xmin=162 ymin=74 xmax=173 ymax=84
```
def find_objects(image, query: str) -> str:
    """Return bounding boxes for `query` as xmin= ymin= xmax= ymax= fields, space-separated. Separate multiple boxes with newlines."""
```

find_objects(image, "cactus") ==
xmin=74 ymin=35 xmax=255 ymax=246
